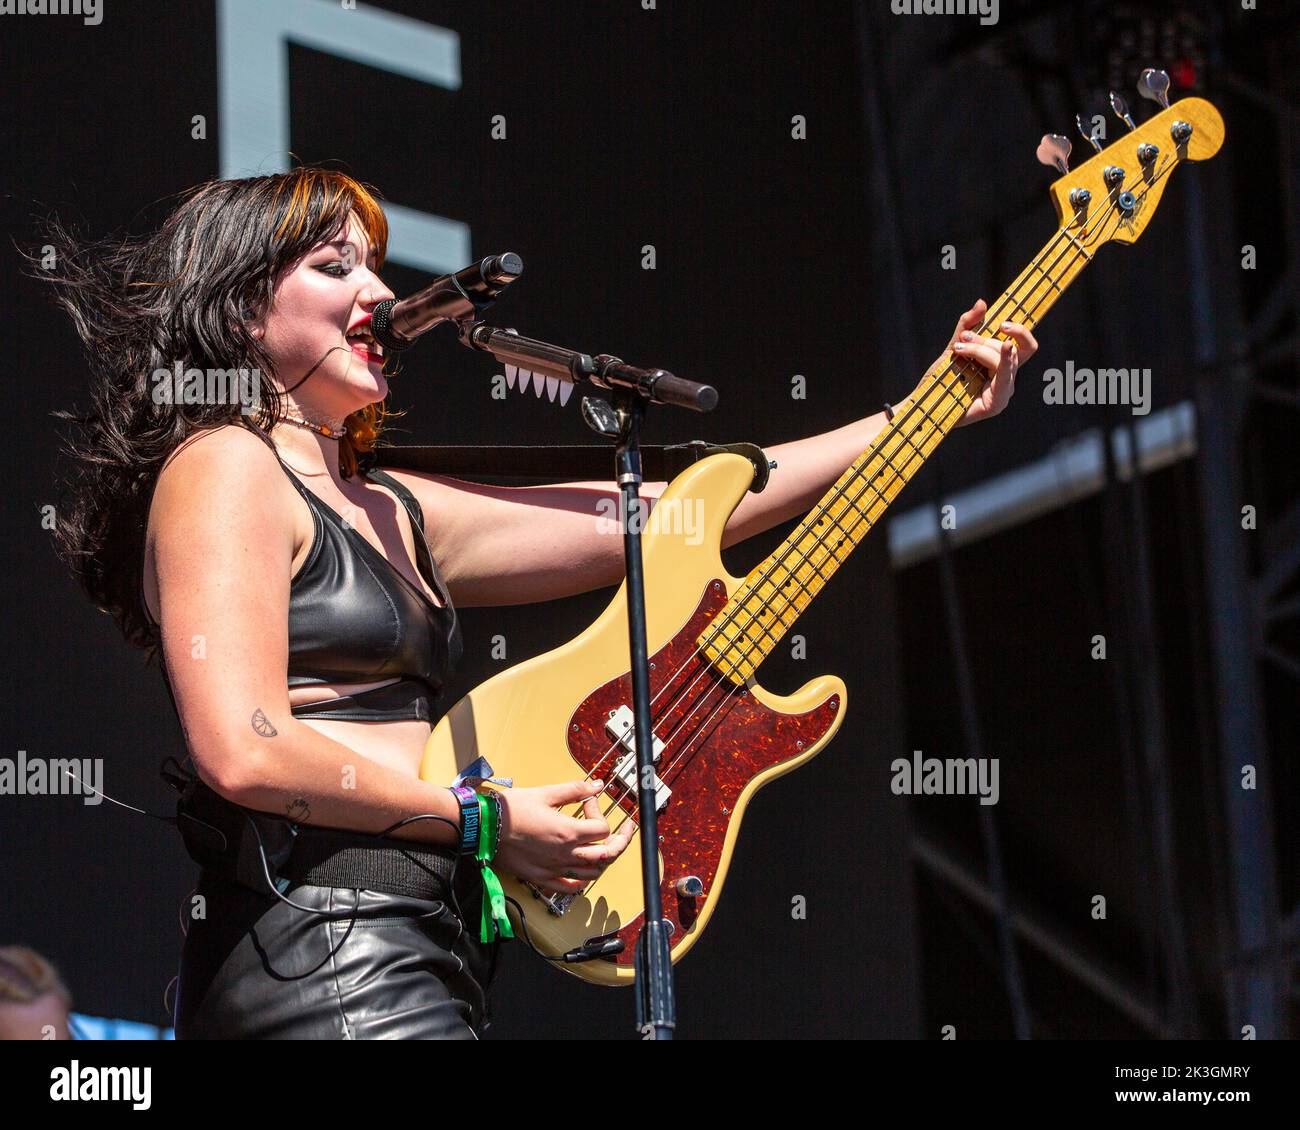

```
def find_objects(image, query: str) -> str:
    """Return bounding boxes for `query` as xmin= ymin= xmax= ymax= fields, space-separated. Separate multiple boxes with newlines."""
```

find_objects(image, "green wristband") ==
xmin=476 ymin=793 xmax=514 ymax=943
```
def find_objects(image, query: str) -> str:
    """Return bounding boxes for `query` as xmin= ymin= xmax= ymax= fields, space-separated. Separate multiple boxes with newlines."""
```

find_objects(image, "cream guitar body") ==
xmin=420 ymin=451 xmax=847 ymax=985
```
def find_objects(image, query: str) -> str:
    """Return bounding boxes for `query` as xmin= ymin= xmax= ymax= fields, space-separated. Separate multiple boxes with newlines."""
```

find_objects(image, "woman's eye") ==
xmin=316 ymin=262 xmax=349 ymax=277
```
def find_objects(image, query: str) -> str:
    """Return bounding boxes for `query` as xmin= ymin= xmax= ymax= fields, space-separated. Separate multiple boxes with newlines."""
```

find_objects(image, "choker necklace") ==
xmin=280 ymin=413 xmax=347 ymax=440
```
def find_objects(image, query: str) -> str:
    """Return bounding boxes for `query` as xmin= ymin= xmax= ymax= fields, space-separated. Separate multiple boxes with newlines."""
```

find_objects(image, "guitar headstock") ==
xmin=1040 ymin=92 xmax=1224 ymax=250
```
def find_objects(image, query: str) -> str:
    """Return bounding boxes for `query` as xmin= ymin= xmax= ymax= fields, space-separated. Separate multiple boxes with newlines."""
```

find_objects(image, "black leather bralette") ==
xmin=275 ymin=452 xmax=462 ymax=722
xmin=144 ymin=435 xmax=462 ymax=725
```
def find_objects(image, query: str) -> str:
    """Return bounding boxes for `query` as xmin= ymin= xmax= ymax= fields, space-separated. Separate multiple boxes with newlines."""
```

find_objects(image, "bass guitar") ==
xmin=420 ymin=92 xmax=1224 ymax=984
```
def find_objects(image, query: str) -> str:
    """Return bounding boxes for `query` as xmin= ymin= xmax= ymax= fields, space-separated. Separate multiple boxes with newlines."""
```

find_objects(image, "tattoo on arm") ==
xmin=251 ymin=707 xmax=277 ymax=737
xmin=285 ymin=796 xmax=312 ymax=823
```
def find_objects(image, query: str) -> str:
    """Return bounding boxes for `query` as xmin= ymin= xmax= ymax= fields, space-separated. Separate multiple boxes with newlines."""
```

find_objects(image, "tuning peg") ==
xmin=1137 ymin=68 xmax=1171 ymax=110
xmin=1075 ymin=113 xmax=1103 ymax=154
xmin=1036 ymin=133 xmax=1072 ymax=174
xmin=1109 ymin=91 xmax=1136 ymax=132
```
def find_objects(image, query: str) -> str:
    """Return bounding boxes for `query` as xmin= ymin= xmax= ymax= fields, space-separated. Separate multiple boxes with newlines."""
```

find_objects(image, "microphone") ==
xmin=370 ymin=253 xmax=522 ymax=354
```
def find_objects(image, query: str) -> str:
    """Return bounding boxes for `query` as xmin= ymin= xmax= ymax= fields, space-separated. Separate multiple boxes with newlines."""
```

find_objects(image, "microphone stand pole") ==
xmin=460 ymin=321 xmax=718 ymax=1040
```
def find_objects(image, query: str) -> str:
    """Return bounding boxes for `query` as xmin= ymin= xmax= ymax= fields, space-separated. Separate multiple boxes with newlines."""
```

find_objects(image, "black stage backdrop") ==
xmin=9 ymin=0 xmax=1282 ymax=1043
xmin=2 ymin=1 xmax=918 ymax=1039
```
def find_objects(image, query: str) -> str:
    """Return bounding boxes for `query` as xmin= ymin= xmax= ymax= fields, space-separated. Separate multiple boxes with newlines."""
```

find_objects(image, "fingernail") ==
xmin=961 ymin=331 xmax=973 ymax=340
xmin=953 ymin=343 xmax=964 ymax=351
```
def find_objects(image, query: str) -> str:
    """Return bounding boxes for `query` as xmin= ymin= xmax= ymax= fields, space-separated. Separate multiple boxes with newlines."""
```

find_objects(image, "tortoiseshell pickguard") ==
xmin=565 ymin=579 xmax=841 ymax=966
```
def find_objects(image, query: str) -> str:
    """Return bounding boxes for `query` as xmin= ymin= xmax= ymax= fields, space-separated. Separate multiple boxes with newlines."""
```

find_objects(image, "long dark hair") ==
xmin=22 ymin=167 xmax=404 ymax=663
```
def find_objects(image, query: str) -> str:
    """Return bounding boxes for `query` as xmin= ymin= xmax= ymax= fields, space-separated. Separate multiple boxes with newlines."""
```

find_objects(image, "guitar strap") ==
xmin=363 ymin=440 xmax=774 ymax=493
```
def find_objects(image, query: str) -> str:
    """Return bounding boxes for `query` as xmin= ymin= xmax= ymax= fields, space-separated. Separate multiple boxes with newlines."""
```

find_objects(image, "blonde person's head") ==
xmin=0 ymin=946 xmax=72 ymax=1040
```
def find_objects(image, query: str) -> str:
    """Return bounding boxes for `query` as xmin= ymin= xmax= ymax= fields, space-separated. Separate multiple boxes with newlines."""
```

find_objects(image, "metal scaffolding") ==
xmin=856 ymin=0 xmax=1297 ymax=1038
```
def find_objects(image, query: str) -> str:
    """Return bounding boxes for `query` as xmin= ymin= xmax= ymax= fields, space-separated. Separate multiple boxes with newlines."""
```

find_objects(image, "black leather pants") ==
xmin=174 ymin=866 xmax=500 ymax=1039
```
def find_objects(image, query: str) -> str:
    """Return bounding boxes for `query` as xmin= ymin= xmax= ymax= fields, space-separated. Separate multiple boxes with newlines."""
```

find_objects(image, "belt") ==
xmin=167 ymin=766 xmax=469 ymax=906
xmin=277 ymin=826 xmax=463 ymax=901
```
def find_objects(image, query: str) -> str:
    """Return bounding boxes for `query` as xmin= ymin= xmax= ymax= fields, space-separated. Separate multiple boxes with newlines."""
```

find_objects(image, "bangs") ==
xmin=270 ymin=168 xmax=389 ymax=268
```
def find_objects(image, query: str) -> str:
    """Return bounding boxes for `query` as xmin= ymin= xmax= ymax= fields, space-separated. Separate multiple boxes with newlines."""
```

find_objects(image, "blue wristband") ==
xmin=450 ymin=785 xmax=480 ymax=856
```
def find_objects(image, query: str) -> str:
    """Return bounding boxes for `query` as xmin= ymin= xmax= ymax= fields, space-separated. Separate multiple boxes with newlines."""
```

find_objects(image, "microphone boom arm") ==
xmin=462 ymin=323 xmax=717 ymax=413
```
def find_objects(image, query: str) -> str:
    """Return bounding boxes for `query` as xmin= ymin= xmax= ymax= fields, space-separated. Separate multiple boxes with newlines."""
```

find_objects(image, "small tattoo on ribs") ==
xmin=251 ymin=708 xmax=277 ymax=737
xmin=286 ymin=797 xmax=311 ymax=823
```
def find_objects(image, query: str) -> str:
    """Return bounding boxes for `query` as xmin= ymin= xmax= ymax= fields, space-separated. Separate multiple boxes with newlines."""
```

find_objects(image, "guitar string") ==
xmin=690 ymin=157 xmax=1187 ymax=654
xmin=572 ymin=153 xmax=1174 ymax=858
xmin=679 ymin=154 xmax=1180 ymax=697
xmin=559 ymin=372 xmax=988 ymax=896
xmin=574 ymin=195 xmax=1116 ymax=833
xmin=627 ymin=186 xmax=1135 ymax=801
xmin=578 ymin=200 xmax=1105 ymax=788
xmin=552 ymin=151 xmax=1179 ymax=888
xmin=637 ymin=153 xmax=1182 ymax=757
xmin=573 ymin=236 xmax=1064 ymax=792
xmin=633 ymin=160 xmax=1189 ymax=835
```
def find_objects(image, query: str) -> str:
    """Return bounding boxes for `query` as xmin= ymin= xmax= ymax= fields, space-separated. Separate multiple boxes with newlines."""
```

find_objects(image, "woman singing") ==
xmin=31 ymin=167 xmax=1029 ymax=1039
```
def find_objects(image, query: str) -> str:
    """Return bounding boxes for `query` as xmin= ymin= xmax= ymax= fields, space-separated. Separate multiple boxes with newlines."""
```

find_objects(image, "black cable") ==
xmin=501 ymin=894 xmax=568 ymax=962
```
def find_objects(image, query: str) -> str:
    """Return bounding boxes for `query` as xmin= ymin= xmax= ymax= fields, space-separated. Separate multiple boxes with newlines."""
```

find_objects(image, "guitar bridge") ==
xmin=526 ymin=882 xmax=576 ymax=916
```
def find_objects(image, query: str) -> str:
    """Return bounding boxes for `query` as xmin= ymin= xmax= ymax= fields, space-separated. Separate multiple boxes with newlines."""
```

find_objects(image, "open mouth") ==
xmin=344 ymin=326 xmax=384 ymax=363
